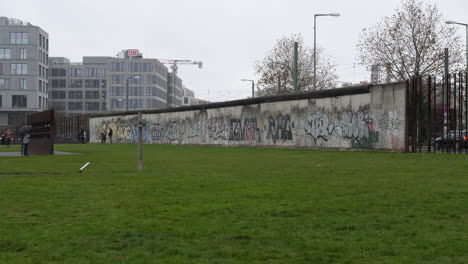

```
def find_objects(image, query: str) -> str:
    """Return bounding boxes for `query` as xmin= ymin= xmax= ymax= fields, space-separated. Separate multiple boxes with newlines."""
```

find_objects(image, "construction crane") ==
xmin=158 ymin=59 xmax=203 ymax=107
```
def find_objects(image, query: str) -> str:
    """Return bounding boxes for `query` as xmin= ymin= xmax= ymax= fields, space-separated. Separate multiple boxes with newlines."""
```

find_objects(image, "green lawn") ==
xmin=0 ymin=144 xmax=467 ymax=264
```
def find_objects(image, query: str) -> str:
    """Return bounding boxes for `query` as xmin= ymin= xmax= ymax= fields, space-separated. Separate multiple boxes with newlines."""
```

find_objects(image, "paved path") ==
xmin=0 ymin=151 xmax=76 ymax=156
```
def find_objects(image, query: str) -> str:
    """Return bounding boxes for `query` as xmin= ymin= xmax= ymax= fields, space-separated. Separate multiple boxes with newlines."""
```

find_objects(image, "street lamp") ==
xmin=446 ymin=20 xmax=468 ymax=73
xmin=241 ymin=79 xmax=255 ymax=98
xmin=126 ymin=75 xmax=140 ymax=112
xmin=314 ymin=13 xmax=340 ymax=90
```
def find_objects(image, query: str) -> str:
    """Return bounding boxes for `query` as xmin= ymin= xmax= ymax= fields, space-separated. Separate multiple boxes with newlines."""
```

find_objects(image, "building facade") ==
xmin=0 ymin=17 xmax=49 ymax=125
xmin=49 ymin=57 xmax=108 ymax=115
xmin=167 ymin=72 xmax=183 ymax=108
xmin=49 ymin=50 xmax=173 ymax=115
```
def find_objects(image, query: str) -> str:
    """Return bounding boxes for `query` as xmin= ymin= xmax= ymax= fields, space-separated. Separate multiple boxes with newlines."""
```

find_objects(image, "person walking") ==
xmin=100 ymin=130 xmax=106 ymax=144
xmin=5 ymin=129 xmax=12 ymax=148
xmin=23 ymin=132 xmax=30 ymax=156
xmin=108 ymin=127 xmax=113 ymax=144
xmin=79 ymin=128 xmax=85 ymax=144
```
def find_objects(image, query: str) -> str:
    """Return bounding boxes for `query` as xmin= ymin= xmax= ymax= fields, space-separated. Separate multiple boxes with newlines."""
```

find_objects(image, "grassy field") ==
xmin=0 ymin=144 xmax=467 ymax=263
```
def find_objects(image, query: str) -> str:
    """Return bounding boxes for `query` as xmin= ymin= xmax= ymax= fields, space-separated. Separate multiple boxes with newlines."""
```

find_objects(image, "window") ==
xmin=85 ymin=91 xmax=100 ymax=99
xmin=85 ymin=102 xmax=100 ymax=110
xmin=42 ymin=36 xmax=45 ymax=49
xmin=39 ymin=34 xmax=42 ymax=47
xmin=12 ymin=95 xmax=27 ymax=108
xmin=52 ymin=102 xmax=66 ymax=110
xmin=68 ymin=102 xmax=83 ymax=110
xmin=51 ymin=79 xmax=66 ymax=88
xmin=110 ymin=86 xmax=125 ymax=96
xmin=20 ymin=79 xmax=27 ymax=90
xmin=101 ymin=91 xmax=106 ymax=100
xmin=68 ymin=91 xmax=83 ymax=99
xmin=39 ymin=65 xmax=42 ymax=78
xmin=0 ymin=95 xmax=2 ymax=108
xmin=101 ymin=80 xmax=106 ymax=88
xmin=102 ymin=102 xmax=107 ymax=111
xmin=0 ymin=49 xmax=11 ymax=59
xmin=10 ymin=63 xmax=27 ymax=74
xmin=146 ymin=99 xmax=165 ymax=109
xmin=146 ymin=87 xmax=166 ymax=98
xmin=112 ymin=99 xmax=125 ymax=108
xmin=51 ymin=68 xmax=66 ymax=76
xmin=0 ymin=63 xmax=2 ymax=74
xmin=0 ymin=79 xmax=10 ymax=89
xmin=39 ymin=80 xmax=42 ymax=92
xmin=67 ymin=68 xmax=82 ymax=77
xmin=51 ymin=91 xmax=66 ymax=99
xmin=110 ymin=74 xmax=124 ymax=84
xmin=20 ymin=48 xmax=27 ymax=59
xmin=129 ymin=87 xmax=144 ymax=96
xmin=128 ymin=99 xmax=144 ymax=108
xmin=110 ymin=62 xmax=125 ymax=72
xmin=9 ymin=32 xmax=28 ymax=44
xmin=46 ymin=39 xmax=48 ymax=51
xmin=85 ymin=80 xmax=100 ymax=88
xmin=128 ymin=62 xmax=153 ymax=72
xmin=68 ymin=80 xmax=83 ymax=88
xmin=39 ymin=96 xmax=42 ymax=109
xmin=184 ymin=97 xmax=189 ymax=104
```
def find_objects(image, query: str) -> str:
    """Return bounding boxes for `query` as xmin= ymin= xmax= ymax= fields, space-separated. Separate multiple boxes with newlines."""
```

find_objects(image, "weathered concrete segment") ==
xmin=89 ymin=83 xmax=406 ymax=151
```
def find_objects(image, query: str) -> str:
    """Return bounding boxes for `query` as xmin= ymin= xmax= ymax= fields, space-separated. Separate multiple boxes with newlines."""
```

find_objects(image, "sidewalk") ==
xmin=0 ymin=151 xmax=77 ymax=156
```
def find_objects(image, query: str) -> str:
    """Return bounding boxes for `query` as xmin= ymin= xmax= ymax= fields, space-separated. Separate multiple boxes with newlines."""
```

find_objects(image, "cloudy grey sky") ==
xmin=4 ymin=0 xmax=467 ymax=102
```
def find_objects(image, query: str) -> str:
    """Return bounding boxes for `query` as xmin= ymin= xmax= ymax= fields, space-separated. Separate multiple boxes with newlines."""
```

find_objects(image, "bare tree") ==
xmin=357 ymin=0 xmax=464 ymax=81
xmin=254 ymin=34 xmax=338 ymax=96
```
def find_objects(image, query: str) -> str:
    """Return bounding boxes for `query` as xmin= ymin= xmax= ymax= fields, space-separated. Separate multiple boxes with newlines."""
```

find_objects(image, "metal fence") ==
xmin=55 ymin=115 xmax=90 ymax=143
xmin=406 ymin=72 xmax=468 ymax=153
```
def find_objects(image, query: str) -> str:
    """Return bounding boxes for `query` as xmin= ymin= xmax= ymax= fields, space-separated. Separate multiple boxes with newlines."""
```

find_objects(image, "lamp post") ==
xmin=126 ymin=75 xmax=140 ymax=112
xmin=314 ymin=13 xmax=340 ymax=90
xmin=446 ymin=20 xmax=468 ymax=73
xmin=241 ymin=79 xmax=255 ymax=98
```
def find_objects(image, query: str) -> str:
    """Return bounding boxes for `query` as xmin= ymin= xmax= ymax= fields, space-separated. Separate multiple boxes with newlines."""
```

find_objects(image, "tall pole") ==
xmin=293 ymin=42 xmax=298 ymax=92
xmin=313 ymin=15 xmax=317 ymax=90
xmin=251 ymin=81 xmax=255 ymax=98
xmin=137 ymin=112 xmax=143 ymax=171
xmin=125 ymin=77 xmax=129 ymax=112
xmin=444 ymin=48 xmax=449 ymax=135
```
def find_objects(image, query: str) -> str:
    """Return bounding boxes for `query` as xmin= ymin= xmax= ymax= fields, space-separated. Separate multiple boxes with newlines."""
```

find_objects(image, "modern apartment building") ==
xmin=49 ymin=56 xmax=108 ymax=115
xmin=0 ymin=17 xmax=49 ymax=125
xmin=49 ymin=50 xmax=173 ymax=115
xmin=167 ymin=72 xmax=183 ymax=108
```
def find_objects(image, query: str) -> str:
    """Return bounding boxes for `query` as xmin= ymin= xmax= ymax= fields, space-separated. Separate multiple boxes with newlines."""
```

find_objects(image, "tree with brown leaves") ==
xmin=357 ymin=0 xmax=464 ymax=81
xmin=254 ymin=34 xmax=338 ymax=96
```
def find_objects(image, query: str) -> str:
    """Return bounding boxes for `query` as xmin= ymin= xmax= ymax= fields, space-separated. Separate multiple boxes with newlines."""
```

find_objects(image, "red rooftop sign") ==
xmin=128 ymin=49 xmax=139 ymax=57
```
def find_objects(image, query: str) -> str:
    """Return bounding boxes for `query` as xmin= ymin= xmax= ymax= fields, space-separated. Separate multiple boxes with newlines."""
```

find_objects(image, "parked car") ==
xmin=434 ymin=130 xmax=468 ymax=150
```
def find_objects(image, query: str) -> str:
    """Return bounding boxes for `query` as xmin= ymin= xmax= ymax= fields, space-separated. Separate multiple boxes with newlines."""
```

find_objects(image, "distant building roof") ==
xmin=0 ymin=17 xmax=33 ymax=26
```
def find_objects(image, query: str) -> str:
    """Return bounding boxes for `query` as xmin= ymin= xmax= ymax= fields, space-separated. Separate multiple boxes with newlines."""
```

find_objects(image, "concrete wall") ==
xmin=89 ymin=83 xmax=406 ymax=151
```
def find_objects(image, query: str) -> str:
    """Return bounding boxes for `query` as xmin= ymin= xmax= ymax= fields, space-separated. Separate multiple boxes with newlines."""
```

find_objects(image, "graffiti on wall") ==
xmin=305 ymin=108 xmax=379 ymax=149
xmin=378 ymin=110 xmax=404 ymax=131
xmin=265 ymin=114 xmax=293 ymax=143
xmin=206 ymin=117 xmax=229 ymax=140
xmin=229 ymin=118 xmax=261 ymax=142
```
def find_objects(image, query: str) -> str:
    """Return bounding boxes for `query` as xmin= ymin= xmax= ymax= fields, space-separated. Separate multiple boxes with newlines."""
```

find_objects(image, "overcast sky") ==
xmin=4 ymin=0 xmax=467 ymax=102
